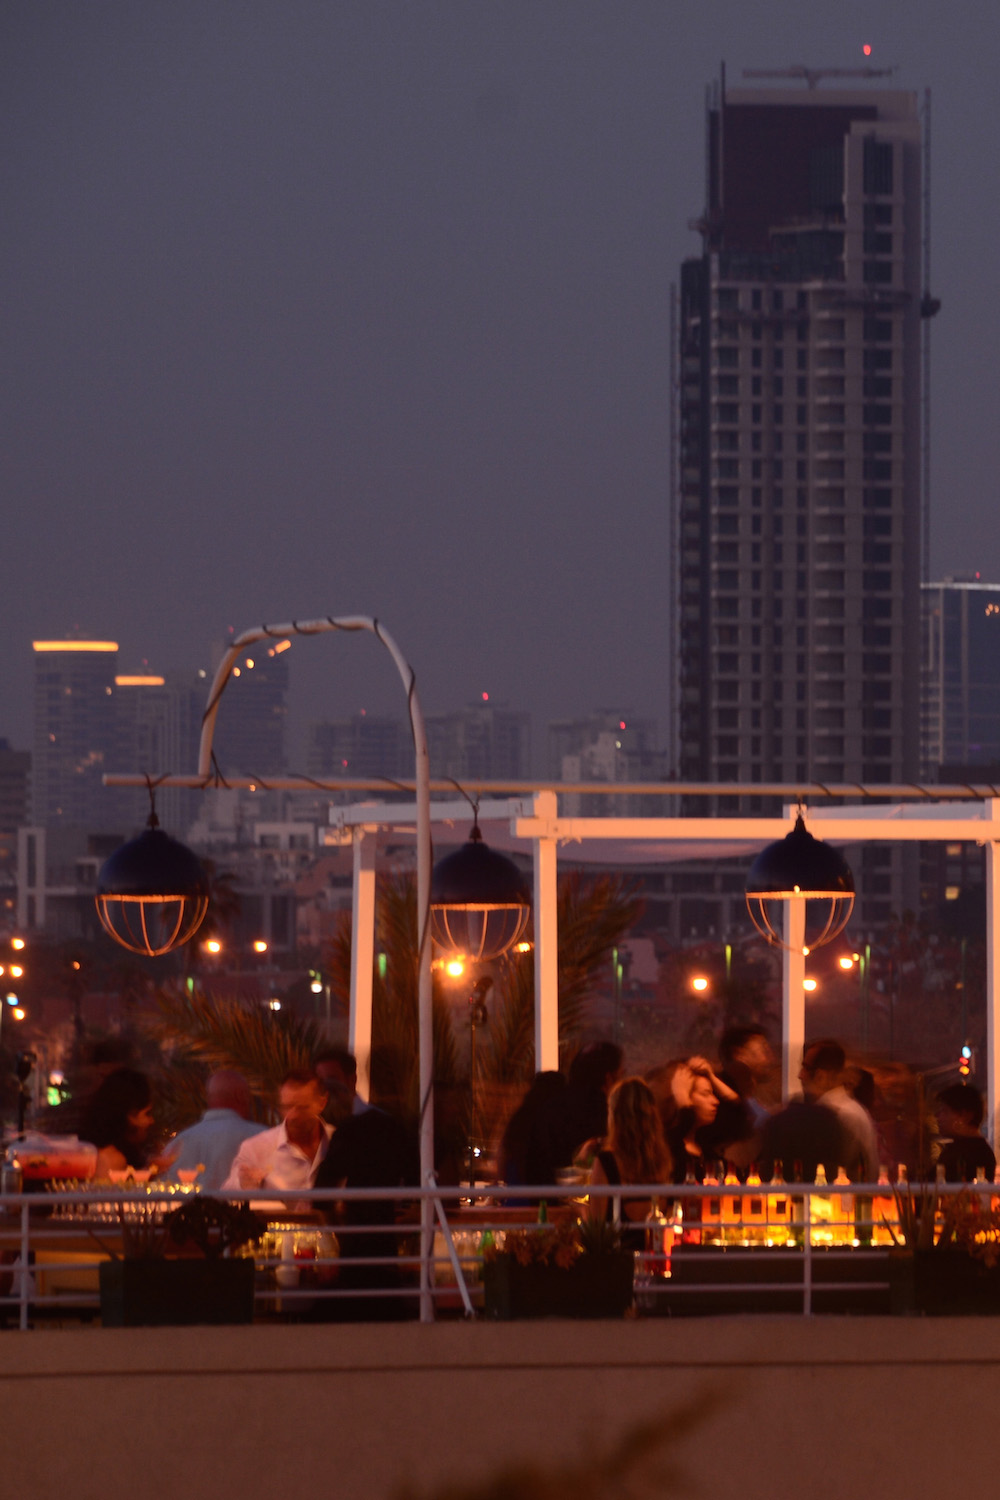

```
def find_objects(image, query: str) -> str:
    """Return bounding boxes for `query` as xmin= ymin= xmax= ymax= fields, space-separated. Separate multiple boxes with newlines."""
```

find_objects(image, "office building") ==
xmin=306 ymin=712 xmax=406 ymax=784
xmin=425 ymin=701 xmax=531 ymax=782
xmin=921 ymin=578 xmax=1000 ymax=777
xmin=678 ymin=79 xmax=926 ymax=925
xmin=32 ymin=639 xmax=119 ymax=831
xmin=106 ymin=669 xmax=204 ymax=835
xmin=547 ymin=712 xmax=667 ymax=815
xmin=209 ymin=637 xmax=290 ymax=778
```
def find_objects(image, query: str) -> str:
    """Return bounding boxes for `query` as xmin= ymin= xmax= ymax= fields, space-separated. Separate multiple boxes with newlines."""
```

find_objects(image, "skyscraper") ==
xmin=32 ymin=639 xmax=119 ymax=830
xmin=209 ymin=637 xmax=290 ymax=777
xmin=922 ymin=578 xmax=1000 ymax=777
xmin=106 ymin=669 xmax=204 ymax=835
xmin=678 ymin=79 xmax=926 ymax=925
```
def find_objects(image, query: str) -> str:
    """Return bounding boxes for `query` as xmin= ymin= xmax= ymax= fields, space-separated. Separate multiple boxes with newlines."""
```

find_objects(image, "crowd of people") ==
xmin=499 ymin=1029 xmax=998 ymax=1200
xmin=64 ymin=1027 xmax=997 ymax=1294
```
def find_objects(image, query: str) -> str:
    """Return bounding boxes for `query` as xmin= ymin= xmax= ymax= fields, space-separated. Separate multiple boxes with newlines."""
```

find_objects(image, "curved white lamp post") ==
xmin=200 ymin=616 xmax=433 ymax=1320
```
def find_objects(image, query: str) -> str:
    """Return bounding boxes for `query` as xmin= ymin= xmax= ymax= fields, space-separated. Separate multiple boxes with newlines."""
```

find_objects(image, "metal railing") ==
xmin=0 ymin=1179 xmax=992 ymax=1328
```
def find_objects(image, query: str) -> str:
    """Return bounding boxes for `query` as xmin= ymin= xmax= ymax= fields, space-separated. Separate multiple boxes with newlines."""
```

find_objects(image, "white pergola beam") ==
xmin=532 ymin=791 xmax=560 ymax=1073
xmin=348 ymin=829 xmax=377 ymax=1101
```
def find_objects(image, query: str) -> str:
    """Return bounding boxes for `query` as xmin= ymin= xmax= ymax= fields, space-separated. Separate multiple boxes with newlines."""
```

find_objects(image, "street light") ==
xmin=95 ymin=799 xmax=209 ymax=957
xmin=745 ymin=812 xmax=855 ymax=953
xmin=430 ymin=818 xmax=531 ymax=962
xmin=101 ymin=614 xmax=437 ymax=1321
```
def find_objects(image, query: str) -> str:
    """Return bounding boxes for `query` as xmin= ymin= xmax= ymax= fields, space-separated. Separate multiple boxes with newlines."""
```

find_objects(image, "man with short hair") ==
xmin=800 ymin=1037 xmax=879 ymax=1183
xmin=718 ymin=1024 xmax=774 ymax=1130
xmin=163 ymin=1069 xmax=265 ymax=1190
xmin=314 ymin=1047 xmax=370 ymax=1125
xmin=222 ymin=1069 xmax=331 ymax=1192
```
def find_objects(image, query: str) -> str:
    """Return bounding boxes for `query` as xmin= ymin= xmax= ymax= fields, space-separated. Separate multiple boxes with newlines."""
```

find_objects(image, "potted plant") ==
xmin=482 ymin=1215 xmax=634 ymax=1320
xmin=97 ymin=1195 xmax=265 ymax=1327
xmin=886 ymin=1186 xmax=1000 ymax=1316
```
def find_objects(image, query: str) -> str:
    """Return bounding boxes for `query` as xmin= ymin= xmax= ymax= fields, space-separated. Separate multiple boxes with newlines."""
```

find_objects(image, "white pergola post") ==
xmin=348 ymin=827 xmax=377 ymax=1102
xmin=986 ymin=800 xmax=1000 ymax=1148
xmin=532 ymin=790 xmax=560 ymax=1073
xmin=782 ymin=898 xmax=806 ymax=1101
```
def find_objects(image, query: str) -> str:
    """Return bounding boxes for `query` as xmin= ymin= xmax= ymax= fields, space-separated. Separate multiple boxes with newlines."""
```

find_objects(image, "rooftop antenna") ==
xmin=742 ymin=65 xmax=896 ymax=89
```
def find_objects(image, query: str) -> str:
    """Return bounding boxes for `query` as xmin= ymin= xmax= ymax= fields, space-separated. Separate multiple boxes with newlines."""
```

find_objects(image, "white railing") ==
xmin=0 ymin=1180 xmax=992 ymax=1329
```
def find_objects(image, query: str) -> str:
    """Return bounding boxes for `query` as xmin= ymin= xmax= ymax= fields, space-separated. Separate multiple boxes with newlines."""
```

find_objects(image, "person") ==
xmin=799 ymin=1038 xmax=879 ymax=1182
xmin=564 ymin=1041 xmax=623 ymax=1162
xmin=161 ymin=1070 xmax=265 ymax=1190
xmin=222 ymin=1070 xmax=331 ymax=1192
xmin=587 ymin=1077 xmax=672 ymax=1244
xmin=311 ymin=1049 xmax=419 ymax=1321
xmin=934 ymin=1083 xmax=997 ymax=1183
xmin=718 ymin=1025 xmax=774 ymax=1131
xmin=314 ymin=1047 xmax=373 ymax=1125
xmin=758 ymin=1046 xmax=847 ymax=1184
xmin=499 ymin=1072 xmax=575 ymax=1191
xmin=80 ymin=1068 xmax=157 ymax=1177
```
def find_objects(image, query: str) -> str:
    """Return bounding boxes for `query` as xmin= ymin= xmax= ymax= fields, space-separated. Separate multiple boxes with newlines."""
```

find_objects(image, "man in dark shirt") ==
xmin=312 ymin=1049 xmax=418 ymax=1320
xmin=935 ymin=1083 xmax=996 ymax=1183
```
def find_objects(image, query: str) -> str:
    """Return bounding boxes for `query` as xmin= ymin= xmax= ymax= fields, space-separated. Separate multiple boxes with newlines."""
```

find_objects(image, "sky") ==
xmin=3 ymin=2 xmax=999 ymax=771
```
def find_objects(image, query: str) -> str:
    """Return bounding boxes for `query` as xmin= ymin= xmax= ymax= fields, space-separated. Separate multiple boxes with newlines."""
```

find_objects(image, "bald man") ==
xmin=164 ymin=1070 xmax=266 ymax=1190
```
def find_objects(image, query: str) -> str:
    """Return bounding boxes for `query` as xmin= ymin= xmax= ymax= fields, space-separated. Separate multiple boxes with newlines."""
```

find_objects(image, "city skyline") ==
xmin=4 ymin=5 xmax=1000 ymax=768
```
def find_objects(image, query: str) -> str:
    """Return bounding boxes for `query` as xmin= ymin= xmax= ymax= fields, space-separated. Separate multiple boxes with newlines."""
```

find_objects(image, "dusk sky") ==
xmin=4 ymin=3 xmax=999 ymax=770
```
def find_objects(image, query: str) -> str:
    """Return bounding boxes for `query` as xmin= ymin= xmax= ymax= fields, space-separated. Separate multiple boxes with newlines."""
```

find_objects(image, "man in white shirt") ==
xmin=222 ymin=1070 xmax=332 ymax=1192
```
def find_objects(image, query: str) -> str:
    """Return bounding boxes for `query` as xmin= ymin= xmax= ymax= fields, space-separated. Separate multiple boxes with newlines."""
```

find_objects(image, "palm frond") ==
xmin=147 ymin=984 xmax=324 ymax=1118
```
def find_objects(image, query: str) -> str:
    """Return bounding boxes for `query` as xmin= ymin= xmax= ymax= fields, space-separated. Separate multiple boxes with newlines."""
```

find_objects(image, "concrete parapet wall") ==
xmin=3 ymin=1317 xmax=999 ymax=1499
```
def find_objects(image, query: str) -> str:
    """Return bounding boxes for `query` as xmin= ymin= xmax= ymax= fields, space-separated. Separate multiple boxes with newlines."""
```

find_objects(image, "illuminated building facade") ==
xmin=678 ymin=81 xmax=926 ymax=925
xmin=31 ymin=640 xmax=119 ymax=831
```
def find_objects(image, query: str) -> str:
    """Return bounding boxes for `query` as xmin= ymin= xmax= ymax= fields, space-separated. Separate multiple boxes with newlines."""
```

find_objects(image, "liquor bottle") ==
xmin=831 ymin=1166 xmax=854 ymax=1247
xmin=537 ymin=1199 xmax=548 ymax=1225
xmin=766 ymin=1160 xmax=793 ymax=1247
xmin=871 ymin=1167 xmax=895 ymax=1247
xmin=721 ymin=1162 xmax=742 ymax=1246
xmin=701 ymin=1164 xmax=722 ymax=1247
xmin=810 ymin=1164 xmax=833 ymax=1248
xmin=680 ymin=1163 xmax=701 ymax=1246
xmin=742 ymin=1164 xmax=767 ymax=1246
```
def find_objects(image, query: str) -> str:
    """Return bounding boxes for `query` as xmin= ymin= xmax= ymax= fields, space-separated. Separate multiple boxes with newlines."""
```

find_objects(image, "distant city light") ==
xmin=253 ymin=940 xmax=268 ymax=954
xmin=691 ymin=975 xmax=709 ymax=993
xmin=803 ymin=977 xmax=818 ymax=992
xmin=32 ymin=640 xmax=118 ymax=653
xmin=11 ymin=939 xmax=24 ymax=950
xmin=267 ymin=998 xmax=281 ymax=1011
xmin=482 ymin=691 xmax=489 ymax=701
xmin=862 ymin=42 xmax=872 ymax=56
xmin=838 ymin=956 xmax=855 ymax=971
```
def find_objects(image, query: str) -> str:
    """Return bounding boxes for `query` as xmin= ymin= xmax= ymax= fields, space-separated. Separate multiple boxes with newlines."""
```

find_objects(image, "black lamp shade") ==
xmin=745 ymin=814 xmax=854 ymax=951
xmin=431 ymin=832 xmax=531 ymax=962
xmin=95 ymin=827 xmax=210 ymax=957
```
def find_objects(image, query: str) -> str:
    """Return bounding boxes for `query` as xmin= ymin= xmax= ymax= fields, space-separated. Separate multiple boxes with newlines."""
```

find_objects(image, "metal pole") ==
xmin=193 ymin=615 xmax=436 ymax=1319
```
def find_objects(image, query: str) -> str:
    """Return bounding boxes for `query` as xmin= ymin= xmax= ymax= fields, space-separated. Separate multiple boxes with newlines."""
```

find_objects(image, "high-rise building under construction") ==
xmin=678 ymin=77 xmax=929 ymax=925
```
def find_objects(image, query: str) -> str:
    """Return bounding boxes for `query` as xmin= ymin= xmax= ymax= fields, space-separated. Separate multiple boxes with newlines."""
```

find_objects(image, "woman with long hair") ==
xmin=80 ymin=1068 xmax=156 ymax=1177
xmin=587 ymin=1076 xmax=672 ymax=1238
